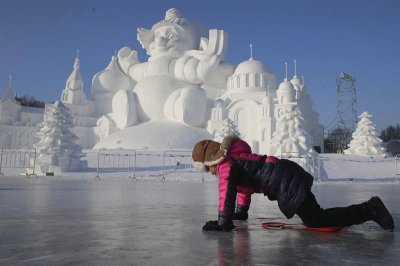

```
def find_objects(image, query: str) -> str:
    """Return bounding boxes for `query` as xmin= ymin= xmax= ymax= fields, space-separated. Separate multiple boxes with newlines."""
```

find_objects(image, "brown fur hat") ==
xmin=192 ymin=135 xmax=239 ymax=172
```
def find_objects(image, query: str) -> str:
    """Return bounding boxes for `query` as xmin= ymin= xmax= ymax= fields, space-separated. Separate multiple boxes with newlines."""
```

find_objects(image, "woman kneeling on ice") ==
xmin=192 ymin=135 xmax=395 ymax=232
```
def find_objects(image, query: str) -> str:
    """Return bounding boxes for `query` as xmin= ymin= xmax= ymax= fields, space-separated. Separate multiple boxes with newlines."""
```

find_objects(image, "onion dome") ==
xmin=227 ymin=58 xmax=276 ymax=93
xmin=276 ymin=78 xmax=295 ymax=104
xmin=290 ymin=75 xmax=302 ymax=89
xmin=234 ymin=58 xmax=270 ymax=75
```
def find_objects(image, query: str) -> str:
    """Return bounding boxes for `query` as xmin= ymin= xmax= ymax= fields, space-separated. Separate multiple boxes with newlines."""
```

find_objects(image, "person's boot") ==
xmin=366 ymin=196 xmax=395 ymax=231
xmin=232 ymin=205 xmax=249 ymax=220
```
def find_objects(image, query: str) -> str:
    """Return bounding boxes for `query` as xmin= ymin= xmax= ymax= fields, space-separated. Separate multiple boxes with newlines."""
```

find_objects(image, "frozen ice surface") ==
xmin=0 ymin=178 xmax=399 ymax=265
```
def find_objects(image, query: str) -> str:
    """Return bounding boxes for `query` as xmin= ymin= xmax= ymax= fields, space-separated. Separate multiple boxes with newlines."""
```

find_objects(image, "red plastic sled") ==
xmin=262 ymin=222 xmax=344 ymax=233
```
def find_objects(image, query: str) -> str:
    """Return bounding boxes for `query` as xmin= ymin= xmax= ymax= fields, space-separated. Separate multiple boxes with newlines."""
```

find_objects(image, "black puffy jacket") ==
xmin=233 ymin=158 xmax=314 ymax=219
xmin=265 ymin=159 xmax=314 ymax=218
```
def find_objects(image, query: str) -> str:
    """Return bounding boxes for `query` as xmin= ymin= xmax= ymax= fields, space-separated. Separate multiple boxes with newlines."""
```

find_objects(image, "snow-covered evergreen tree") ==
xmin=33 ymin=101 xmax=87 ymax=174
xmin=269 ymin=106 xmax=315 ymax=157
xmin=213 ymin=118 xmax=240 ymax=142
xmin=344 ymin=112 xmax=386 ymax=156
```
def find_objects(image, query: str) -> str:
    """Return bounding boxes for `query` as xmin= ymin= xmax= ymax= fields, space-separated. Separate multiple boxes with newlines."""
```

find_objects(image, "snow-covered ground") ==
xmin=1 ymin=150 xmax=399 ymax=265
xmin=320 ymin=154 xmax=400 ymax=181
xmin=2 ymin=149 xmax=399 ymax=182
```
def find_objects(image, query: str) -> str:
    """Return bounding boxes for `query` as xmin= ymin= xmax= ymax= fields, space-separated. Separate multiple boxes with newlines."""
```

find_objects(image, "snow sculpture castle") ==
xmin=0 ymin=8 xmax=324 ymax=154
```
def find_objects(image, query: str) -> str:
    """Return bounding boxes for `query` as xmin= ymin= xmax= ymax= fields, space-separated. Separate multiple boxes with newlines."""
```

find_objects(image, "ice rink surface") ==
xmin=0 ymin=178 xmax=399 ymax=265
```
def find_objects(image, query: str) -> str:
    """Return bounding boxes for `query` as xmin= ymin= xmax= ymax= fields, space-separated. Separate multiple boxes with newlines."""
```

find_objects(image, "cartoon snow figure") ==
xmin=116 ymin=8 xmax=230 ymax=126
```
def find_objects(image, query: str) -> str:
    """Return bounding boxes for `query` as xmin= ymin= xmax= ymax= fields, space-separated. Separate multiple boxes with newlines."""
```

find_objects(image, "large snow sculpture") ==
xmin=344 ymin=112 xmax=386 ymax=156
xmin=89 ymin=8 xmax=324 ymax=151
xmin=115 ymin=8 xmax=230 ymax=126
xmin=33 ymin=101 xmax=87 ymax=174
xmin=93 ymin=8 xmax=235 ymax=149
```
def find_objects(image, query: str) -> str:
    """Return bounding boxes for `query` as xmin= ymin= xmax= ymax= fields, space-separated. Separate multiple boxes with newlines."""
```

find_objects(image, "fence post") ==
xmin=133 ymin=151 xmax=137 ymax=180
xmin=396 ymin=154 xmax=400 ymax=182
xmin=0 ymin=149 xmax=3 ymax=177
xmin=127 ymin=151 xmax=136 ymax=180
xmin=29 ymin=149 xmax=37 ymax=177
xmin=161 ymin=151 xmax=166 ymax=181
xmin=95 ymin=149 xmax=101 ymax=180
xmin=317 ymin=154 xmax=320 ymax=181
xmin=128 ymin=152 xmax=131 ymax=179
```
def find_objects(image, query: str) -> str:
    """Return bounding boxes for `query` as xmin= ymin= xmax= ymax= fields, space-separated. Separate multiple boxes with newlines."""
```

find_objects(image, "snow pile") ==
xmin=33 ymin=101 xmax=87 ymax=174
xmin=269 ymin=107 xmax=315 ymax=157
xmin=94 ymin=120 xmax=212 ymax=149
xmin=320 ymin=153 xmax=398 ymax=181
xmin=344 ymin=112 xmax=386 ymax=156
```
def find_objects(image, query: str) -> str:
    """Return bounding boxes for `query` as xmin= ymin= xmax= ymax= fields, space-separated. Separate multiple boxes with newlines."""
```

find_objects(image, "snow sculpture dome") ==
xmin=227 ymin=58 xmax=276 ymax=93
xmin=91 ymin=56 xmax=133 ymax=94
xmin=290 ymin=75 xmax=303 ymax=100
xmin=290 ymin=75 xmax=302 ymax=89
xmin=276 ymin=79 xmax=295 ymax=104
xmin=234 ymin=58 xmax=269 ymax=75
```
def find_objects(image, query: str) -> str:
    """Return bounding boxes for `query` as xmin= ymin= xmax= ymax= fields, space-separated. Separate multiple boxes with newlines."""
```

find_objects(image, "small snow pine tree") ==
xmin=214 ymin=118 xmax=241 ymax=142
xmin=344 ymin=112 xmax=386 ymax=156
xmin=33 ymin=101 xmax=87 ymax=174
xmin=269 ymin=106 xmax=315 ymax=157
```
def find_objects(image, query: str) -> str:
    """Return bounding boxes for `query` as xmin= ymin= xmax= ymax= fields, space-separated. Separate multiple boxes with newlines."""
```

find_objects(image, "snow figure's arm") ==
xmin=117 ymin=47 xmax=141 ymax=80
xmin=175 ymin=29 xmax=227 ymax=84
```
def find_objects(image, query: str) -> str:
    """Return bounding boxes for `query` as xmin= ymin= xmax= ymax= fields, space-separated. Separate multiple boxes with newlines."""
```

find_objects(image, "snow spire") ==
xmin=294 ymin=59 xmax=297 ymax=77
xmin=249 ymin=43 xmax=253 ymax=60
xmin=302 ymin=75 xmax=305 ymax=86
xmin=74 ymin=52 xmax=80 ymax=70
xmin=73 ymin=49 xmax=81 ymax=71
xmin=285 ymin=62 xmax=288 ymax=81
xmin=66 ymin=53 xmax=83 ymax=92
xmin=61 ymin=53 xmax=86 ymax=105
xmin=9 ymin=74 xmax=12 ymax=89
xmin=1 ymin=74 xmax=17 ymax=104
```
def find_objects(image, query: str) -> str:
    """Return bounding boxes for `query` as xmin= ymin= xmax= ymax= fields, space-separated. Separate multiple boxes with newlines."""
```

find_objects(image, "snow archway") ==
xmin=226 ymin=100 xmax=260 ymax=142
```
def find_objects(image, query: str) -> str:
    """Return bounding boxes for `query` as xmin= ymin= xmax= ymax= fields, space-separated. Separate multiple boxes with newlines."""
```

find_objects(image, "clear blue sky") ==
xmin=0 ymin=0 xmax=399 ymax=131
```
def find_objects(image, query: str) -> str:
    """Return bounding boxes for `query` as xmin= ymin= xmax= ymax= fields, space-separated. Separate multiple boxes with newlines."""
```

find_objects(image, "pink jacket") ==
xmin=216 ymin=139 xmax=278 ymax=213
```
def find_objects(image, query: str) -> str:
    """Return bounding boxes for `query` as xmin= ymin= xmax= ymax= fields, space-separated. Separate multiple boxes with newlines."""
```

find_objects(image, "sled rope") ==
xmin=262 ymin=222 xmax=344 ymax=232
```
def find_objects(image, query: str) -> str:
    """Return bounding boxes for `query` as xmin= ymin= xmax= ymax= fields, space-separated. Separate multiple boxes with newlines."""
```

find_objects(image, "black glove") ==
xmin=202 ymin=220 xmax=235 ymax=231
xmin=232 ymin=204 xmax=249 ymax=221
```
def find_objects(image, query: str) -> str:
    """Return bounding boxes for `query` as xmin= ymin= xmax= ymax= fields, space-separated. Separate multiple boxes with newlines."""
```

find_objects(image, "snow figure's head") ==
xmin=137 ymin=8 xmax=204 ymax=59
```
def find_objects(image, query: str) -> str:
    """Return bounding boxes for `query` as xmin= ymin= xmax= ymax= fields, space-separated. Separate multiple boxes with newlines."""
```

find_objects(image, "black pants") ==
xmin=296 ymin=192 xmax=371 ymax=228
